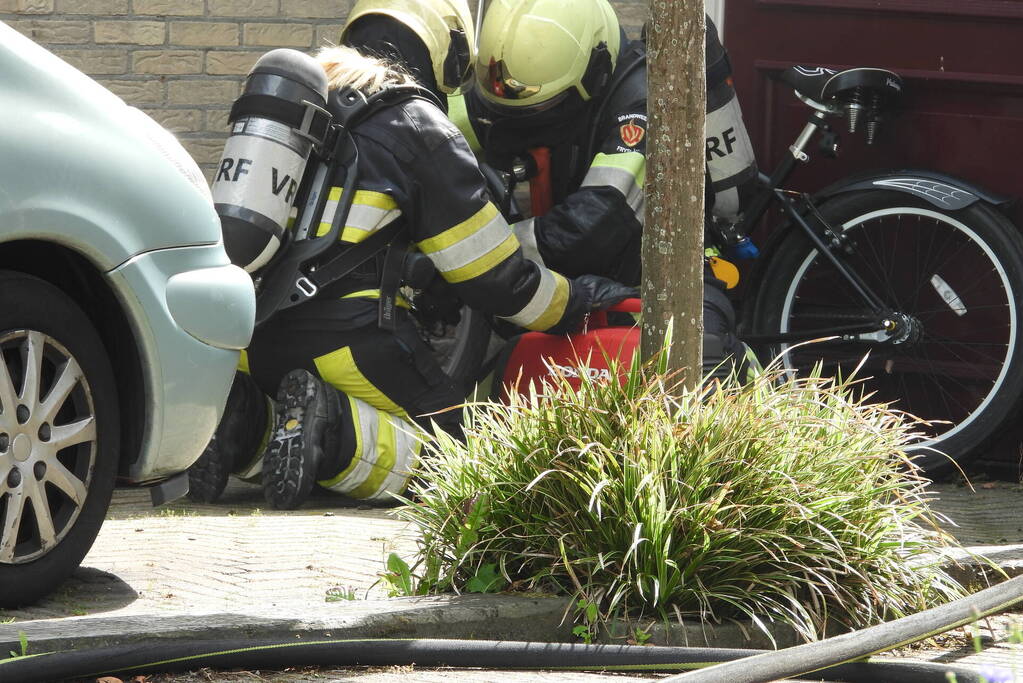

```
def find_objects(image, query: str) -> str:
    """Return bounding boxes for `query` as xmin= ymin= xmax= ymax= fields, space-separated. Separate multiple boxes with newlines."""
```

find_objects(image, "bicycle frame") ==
xmin=737 ymin=109 xmax=902 ymax=346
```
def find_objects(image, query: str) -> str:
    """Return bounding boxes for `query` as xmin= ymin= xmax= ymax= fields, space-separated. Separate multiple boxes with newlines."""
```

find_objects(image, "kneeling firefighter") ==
xmin=457 ymin=0 xmax=759 ymax=382
xmin=188 ymin=0 xmax=635 ymax=509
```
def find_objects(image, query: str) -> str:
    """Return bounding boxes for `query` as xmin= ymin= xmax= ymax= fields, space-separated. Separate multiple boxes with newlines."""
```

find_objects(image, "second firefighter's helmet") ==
xmin=475 ymin=0 xmax=621 ymax=115
xmin=340 ymin=0 xmax=475 ymax=95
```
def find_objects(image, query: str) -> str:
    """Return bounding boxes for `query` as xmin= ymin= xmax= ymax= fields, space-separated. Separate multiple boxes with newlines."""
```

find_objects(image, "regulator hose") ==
xmin=670 ymin=573 xmax=1023 ymax=683
xmin=2 ymin=574 xmax=1019 ymax=683
xmin=0 ymin=638 xmax=990 ymax=683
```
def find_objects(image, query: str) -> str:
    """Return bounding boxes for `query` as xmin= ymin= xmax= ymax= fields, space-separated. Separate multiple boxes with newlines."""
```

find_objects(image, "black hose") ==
xmin=668 ymin=573 xmax=1023 ymax=683
xmin=4 ymin=574 xmax=1019 ymax=682
xmin=0 ymin=638 xmax=990 ymax=683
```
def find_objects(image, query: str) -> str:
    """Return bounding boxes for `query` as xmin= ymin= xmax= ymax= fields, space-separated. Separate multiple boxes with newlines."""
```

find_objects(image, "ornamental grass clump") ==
xmin=397 ymin=358 xmax=965 ymax=641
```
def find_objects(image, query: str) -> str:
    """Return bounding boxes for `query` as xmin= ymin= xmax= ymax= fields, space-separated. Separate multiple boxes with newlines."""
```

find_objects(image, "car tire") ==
xmin=0 ymin=271 xmax=119 ymax=607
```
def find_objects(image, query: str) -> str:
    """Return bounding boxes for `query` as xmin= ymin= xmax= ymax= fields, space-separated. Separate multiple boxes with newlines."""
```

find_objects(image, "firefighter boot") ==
xmin=263 ymin=369 xmax=341 ymax=510
xmin=188 ymin=371 xmax=270 ymax=503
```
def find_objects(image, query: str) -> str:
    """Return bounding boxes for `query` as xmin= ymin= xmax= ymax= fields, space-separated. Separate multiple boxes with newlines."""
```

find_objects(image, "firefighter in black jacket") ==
xmin=190 ymin=0 xmax=635 ymax=510
xmin=458 ymin=0 xmax=760 ymax=380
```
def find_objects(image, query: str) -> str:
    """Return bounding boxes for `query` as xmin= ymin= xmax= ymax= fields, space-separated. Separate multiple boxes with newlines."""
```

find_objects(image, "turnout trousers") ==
xmin=243 ymin=307 xmax=464 ymax=501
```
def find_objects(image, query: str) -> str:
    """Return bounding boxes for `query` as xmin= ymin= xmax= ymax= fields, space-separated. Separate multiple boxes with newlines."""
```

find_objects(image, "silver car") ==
xmin=0 ymin=23 xmax=254 ymax=606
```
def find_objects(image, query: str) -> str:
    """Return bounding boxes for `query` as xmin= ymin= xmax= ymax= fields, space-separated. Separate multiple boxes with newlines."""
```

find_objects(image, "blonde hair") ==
xmin=316 ymin=44 xmax=416 ymax=94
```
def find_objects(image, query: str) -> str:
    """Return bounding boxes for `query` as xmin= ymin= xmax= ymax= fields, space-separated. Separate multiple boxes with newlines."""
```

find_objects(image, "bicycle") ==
xmin=730 ymin=65 xmax=1023 ymax=476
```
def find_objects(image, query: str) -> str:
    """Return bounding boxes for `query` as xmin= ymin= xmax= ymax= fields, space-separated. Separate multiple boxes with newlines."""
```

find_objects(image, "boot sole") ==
xmin=263 ymin=370 xmax=330 ymax=510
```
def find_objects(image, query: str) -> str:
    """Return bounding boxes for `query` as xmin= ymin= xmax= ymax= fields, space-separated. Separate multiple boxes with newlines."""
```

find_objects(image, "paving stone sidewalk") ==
xmin=0 ymin=479 xmax=1021 ymax=680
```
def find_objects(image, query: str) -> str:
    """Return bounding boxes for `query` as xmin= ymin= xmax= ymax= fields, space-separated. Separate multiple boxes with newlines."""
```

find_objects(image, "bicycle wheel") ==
xmin=753 ymin=190 xmax=1023 ymax=476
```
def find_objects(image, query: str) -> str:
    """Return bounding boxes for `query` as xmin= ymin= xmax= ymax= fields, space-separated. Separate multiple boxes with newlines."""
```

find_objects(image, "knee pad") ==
xmin=318 ymin=393 xmax=423 ymax=502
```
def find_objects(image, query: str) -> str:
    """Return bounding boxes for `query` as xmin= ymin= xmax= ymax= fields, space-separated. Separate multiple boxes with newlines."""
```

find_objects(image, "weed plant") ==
xmin=396 ymin=355 xmax=965 ymax=642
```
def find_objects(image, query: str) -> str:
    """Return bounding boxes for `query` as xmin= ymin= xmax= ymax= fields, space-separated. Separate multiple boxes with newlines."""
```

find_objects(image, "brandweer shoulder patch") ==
xmin=615 ymin=113 xmax=647 ymax=152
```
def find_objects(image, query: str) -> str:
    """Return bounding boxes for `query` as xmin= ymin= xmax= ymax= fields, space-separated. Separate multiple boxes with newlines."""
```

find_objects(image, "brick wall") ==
xmin=1 ymin=0 xmax=648 ymax=178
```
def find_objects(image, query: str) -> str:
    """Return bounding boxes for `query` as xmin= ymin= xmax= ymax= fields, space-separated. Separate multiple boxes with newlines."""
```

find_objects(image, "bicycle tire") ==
xmin=752 ymin=189 xmax=1023 ymax=477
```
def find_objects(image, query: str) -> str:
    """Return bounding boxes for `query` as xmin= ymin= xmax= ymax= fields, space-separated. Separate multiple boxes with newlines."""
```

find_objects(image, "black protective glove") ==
xmin=575 ymin=274 xmax=640 ymax=312
xmin=547 ymin=274 xmax=639 ymax=335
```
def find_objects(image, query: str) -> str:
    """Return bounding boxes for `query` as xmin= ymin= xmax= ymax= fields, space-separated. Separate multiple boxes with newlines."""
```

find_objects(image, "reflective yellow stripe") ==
xmin=419 ymin=204 xmax=520 ymax=284
xmin=447 ymin=93 xmax=482 ymax=153
xmin=312 ymin=346 xmax=408 ymax=417
xmin=237 ymin=349 xmax=250 ymax=374
xmin=316 ymin=188 xmax=401 ymax=239
xmin=502 ymin=269 xmax=570 ymax=331
xmin=582 ymin=152 xmax=646 ymax=220
xmin=322 ymin=187 xmax=397 ymax=209
xmin=442 ymin=233 xmax=519 ymax=283
xmin=320 ymin=399 xmax=421 ymax=498
xmin=588 ymin=152 xmax=646 ymax=187
xmin=347 ymin=412 xmax=397 ymax=499
xmin=353 ymin=189 xmax=397 ymax=210
xmin=340 ymin=289 xmax=411 ymax=309
xmin=530 ymin=271 xmax=570 ymax=331
xmin=418 ymin=203 xmax=499 ymax=253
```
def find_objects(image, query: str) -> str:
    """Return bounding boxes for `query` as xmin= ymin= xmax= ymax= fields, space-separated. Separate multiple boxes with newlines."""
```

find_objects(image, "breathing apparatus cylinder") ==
xmin=704 ymin=16 xmax=758 ymax=226
xmin=212 ymin=49 xmax=331 ymax=273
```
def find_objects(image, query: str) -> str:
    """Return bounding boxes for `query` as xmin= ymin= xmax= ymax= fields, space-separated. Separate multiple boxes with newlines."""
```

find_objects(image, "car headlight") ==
xmin=125 ymin=107 xmax=213 ymax=205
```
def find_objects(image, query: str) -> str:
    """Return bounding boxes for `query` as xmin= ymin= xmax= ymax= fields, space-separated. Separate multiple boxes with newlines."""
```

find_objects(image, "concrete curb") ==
xmin=941 ymin=546 xmax=1023 ymax=586
xmin=0 ymin=593 xmax=828 ymax=657
xmin=0 ymin=595 xmax=576 ymax=656
xmin=1 ymin=550 xmax=1017 ymax=658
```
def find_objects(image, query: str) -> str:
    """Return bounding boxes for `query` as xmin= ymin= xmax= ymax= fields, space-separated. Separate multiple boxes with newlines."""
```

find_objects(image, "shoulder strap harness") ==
xmin=255 ymin=84 xmax=439 ymax=329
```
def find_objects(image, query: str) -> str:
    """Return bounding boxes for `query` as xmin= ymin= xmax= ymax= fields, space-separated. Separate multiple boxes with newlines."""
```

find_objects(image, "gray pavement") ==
xmin=0 ymin=479 xmax=1021 ymax=680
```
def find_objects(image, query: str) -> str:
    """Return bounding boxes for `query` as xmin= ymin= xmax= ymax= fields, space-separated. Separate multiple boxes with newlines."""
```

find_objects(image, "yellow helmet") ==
xmin=475 ymin=0 xmax=620 ymax=114
xmin=341 ymin=0 xmax=476 ymax=95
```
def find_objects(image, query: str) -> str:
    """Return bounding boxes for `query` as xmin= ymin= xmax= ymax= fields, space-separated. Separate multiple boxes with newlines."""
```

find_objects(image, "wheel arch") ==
xmin=0 ymin=240 xmax=145 ymax=481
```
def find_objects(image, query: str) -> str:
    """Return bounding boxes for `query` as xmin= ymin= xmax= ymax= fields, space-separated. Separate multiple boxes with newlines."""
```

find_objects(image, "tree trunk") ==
xmin=641 ymin=2 xmax=706 ymax=386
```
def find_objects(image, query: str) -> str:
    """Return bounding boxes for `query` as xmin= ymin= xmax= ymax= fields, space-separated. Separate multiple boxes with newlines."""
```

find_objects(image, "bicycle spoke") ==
xmin=907 ymin=236 xmax=979 ymax=306
xmin=849 ymin=227 xmax=903 ymax=307
xmin=912 ymin=218 xmax=937 ymax=312
xmin=917 ymin=336 xmax=1001 ymax=384
xmin=913 ymin=345 xmax=979 ymax=419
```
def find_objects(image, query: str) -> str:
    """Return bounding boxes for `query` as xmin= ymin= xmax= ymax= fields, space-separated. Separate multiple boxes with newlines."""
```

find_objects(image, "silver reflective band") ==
xmin=427 ymin=211 xmax=510 ymax=273
xmin=513 ymin=218 xmax=544 ymax=265
xmin=326 ymin=397 xmax=420 ymax=501
xmin=581 ymin=165 xmax=645 ymax=224
xmin=501 ymin=266 xmax=556 ymax=328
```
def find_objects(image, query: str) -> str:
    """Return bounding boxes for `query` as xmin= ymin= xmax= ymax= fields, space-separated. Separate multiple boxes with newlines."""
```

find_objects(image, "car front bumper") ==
xmin=107 ymin=244 xmax=254 ymax=483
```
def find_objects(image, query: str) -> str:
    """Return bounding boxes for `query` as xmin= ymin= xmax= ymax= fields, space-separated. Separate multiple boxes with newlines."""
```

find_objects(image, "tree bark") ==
xmin=641 ymin=2 xmax=706 ymax=386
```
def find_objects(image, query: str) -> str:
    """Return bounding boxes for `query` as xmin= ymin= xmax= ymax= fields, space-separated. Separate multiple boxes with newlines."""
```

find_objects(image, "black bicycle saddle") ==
xmin=779 ymin=66 xmax=904 ymax=104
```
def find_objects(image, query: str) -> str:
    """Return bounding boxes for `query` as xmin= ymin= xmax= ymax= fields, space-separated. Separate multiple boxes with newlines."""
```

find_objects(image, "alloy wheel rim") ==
xmin=0 ymin=330 xmax=97 ymax=565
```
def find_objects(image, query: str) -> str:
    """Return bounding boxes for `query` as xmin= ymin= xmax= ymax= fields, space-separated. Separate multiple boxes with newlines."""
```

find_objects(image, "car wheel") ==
xmin=0 ymin=272 xmax=119 ymax=607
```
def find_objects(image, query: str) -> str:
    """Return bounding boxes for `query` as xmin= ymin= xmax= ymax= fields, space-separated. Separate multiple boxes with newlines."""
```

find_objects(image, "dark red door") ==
xmin=725 ymin=1 xmax=1023 ymax=219
xmin=724 ymin=1 xmax=1023 ymax=475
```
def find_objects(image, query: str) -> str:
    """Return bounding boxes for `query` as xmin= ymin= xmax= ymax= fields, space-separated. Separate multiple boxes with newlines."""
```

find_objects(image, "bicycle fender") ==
xmin=814 ymin=168 xmax=1014 ymax=211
